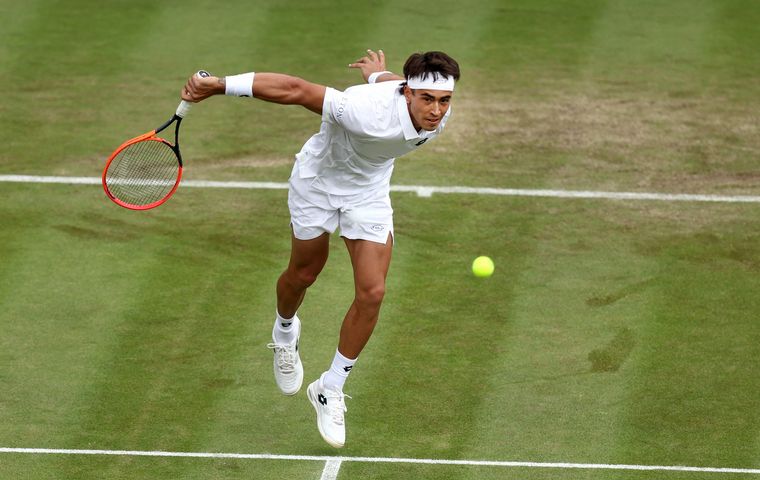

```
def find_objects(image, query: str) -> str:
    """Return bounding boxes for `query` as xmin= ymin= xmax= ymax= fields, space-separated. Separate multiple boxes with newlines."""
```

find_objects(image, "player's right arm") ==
xmin=182 ymin=73 xmax=326 ymax=115
xmin=249 ymin=74 xmax=326 ymax=114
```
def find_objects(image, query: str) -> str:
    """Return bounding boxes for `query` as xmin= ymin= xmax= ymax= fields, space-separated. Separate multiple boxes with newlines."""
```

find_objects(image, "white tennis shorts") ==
xmin=288 ymin=165 xmax=394 ymax=245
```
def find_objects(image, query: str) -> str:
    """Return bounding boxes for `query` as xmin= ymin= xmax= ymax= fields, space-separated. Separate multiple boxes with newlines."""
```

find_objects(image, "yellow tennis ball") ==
xmin=472 ymin=256 xmax=495 ymax=277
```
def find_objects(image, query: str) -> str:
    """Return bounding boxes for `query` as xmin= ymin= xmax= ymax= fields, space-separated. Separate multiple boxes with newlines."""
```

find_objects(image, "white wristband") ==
xmin=368 ymin=71 xmax=391 ymax=84
xmin=225 ymin=72 xmax=255 ymax=97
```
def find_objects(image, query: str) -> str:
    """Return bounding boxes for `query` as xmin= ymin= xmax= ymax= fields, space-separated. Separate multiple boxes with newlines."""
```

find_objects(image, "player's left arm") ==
xmin=349 ymin=49 xmax=405 ymax=83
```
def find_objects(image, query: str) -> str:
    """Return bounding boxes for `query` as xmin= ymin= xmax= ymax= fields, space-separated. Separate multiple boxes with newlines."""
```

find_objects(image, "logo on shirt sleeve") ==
xmin=336 ymin=96 xmax=348 ymax=120
xmin=415 ymin=138 xmax=428 ymax=146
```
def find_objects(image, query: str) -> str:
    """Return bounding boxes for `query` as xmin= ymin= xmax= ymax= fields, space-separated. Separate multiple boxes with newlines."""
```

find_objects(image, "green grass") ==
xmin=1 ymin=0 xmax=760 ymax=478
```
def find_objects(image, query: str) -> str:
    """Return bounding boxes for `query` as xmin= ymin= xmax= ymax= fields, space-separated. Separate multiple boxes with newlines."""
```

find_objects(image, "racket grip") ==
xmin=176 ymin=70 xmax=212 ymax=118
xmin=176 ymin=100 xmax=193 ymax=118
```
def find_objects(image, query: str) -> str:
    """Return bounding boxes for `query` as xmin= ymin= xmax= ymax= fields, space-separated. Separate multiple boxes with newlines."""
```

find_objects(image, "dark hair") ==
xmin=399 ymin=51 xmax=460 ymax=93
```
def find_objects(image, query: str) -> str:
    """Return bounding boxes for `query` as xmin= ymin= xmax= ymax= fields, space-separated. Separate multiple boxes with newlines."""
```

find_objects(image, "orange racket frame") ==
xmin=102 ymin=127 xmax=184 ymax=211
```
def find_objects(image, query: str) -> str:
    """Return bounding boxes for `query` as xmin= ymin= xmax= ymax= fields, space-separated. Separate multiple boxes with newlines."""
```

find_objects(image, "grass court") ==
xmin=1 ymin=0 xmax=759 ymax=478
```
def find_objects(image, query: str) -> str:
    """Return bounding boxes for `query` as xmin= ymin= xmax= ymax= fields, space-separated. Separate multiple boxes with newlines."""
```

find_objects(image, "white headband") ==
xmin=406 ymin=73 xmax=455 ymax=91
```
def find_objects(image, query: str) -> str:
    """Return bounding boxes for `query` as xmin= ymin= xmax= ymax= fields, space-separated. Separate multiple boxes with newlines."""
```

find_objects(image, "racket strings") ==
xmin=106 ymin=139 xmax=180 ymax=207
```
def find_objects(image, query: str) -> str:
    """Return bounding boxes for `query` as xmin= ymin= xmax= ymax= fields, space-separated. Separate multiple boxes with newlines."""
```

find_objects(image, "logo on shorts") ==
xmin=371 ymin=225 xmax=385 ymax=232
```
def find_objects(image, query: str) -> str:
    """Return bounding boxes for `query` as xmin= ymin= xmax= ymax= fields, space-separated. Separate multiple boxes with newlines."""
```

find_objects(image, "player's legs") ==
xmin=338 ymin=233 xmax=393 ymax=358
xmin=276 ymin=231 xmax=330 ymax=318
xmin=304 ymin=186 xmax=393 ymax=447
xmin=307 ymin=233 xmax=392 ymax=447
xmin=269 ymin=231 xmax=329 ymax=395
xmin=271 ymin=164 xmax=336 ymax=396
xmin=269 ymin=231 xmax=330 ymax=395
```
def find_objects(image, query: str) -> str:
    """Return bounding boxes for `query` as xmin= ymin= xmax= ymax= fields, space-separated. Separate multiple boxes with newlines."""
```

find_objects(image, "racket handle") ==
xmin=176 ymin=100 xmax=193 ymax=118
xmin=176 ymin=70 xmax=212 ymax=118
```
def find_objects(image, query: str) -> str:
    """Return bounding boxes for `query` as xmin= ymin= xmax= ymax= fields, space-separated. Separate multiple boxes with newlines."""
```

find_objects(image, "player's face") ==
xmin=405 ymin=87 xmax=453 ymax=132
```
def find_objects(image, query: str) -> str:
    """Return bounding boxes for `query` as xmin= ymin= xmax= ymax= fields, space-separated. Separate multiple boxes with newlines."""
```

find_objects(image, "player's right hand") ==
xmin=181 ymin=72 xmax=224 ymax=103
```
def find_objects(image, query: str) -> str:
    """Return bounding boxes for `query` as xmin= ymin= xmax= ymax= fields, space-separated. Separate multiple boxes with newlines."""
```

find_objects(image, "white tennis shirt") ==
xmin=293 ymin=80 xmax=451 ymax=195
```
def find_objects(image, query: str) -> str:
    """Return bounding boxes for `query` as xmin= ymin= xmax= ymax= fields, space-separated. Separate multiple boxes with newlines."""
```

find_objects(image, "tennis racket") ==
xmin=102 ymin=70 xmax=210 ymax=210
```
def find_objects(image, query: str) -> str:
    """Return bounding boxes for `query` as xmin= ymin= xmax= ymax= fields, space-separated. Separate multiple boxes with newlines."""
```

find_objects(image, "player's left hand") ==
xmin=349 ymin=49 xmax=387 ymax=82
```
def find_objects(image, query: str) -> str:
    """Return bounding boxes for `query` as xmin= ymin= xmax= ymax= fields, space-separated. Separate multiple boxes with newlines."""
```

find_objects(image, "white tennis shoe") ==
xmin=307 ymin=377 xmax=351 ymax=448
xmin=266 ymin=318 xmax=303 ymax=395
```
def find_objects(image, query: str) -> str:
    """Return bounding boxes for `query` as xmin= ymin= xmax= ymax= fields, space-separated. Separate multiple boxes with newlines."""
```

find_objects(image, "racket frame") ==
xmin=102 ymin=114 xmax=184 ymax=211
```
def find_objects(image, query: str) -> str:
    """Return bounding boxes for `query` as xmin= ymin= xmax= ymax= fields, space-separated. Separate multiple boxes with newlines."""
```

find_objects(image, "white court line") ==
xmin=320 ymin=458 xmax=342 ymax=480
xmin=1 ymin=447 xmax=760 ymax=474
xmin=1 ymin=174 xmax=760 ymax=203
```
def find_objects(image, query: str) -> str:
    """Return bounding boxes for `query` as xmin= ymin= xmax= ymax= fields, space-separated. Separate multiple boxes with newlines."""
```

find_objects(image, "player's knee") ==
xmin=298 ymin=270 xmax=321 ymax=289
xmin=288 ymin=266 xmax=321 ymax=289
xmin=356 ymin=283 xmax=385 ymax=308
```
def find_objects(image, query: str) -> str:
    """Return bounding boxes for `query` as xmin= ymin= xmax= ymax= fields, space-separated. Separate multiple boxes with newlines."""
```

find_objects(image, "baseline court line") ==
xmin=1 ymin=448 xmax=760 ymax=474
xmin=1 ymin=174 xmax=759 ymax=203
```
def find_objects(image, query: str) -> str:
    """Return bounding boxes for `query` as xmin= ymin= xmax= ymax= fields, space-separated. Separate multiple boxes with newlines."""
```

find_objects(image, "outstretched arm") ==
xmin=180 ymin=50 xmax=402 ymax=114
xmin=181 ymin=73 xmax=326 ymax=115
xmin=348 ymin=49 xmax=405 ymax=83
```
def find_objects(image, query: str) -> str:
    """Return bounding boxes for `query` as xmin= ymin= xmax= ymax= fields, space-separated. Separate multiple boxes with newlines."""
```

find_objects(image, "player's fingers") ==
xmin=366 ymin=49 xmax=378 ymax=62
xmin=184 ymin=82 xmax=197 ymax=100
xmin=183 ymin=75 xmax=205 ymax=102
xmin=349 ymin=56 xmax=369 ymax=67
xmin=378 ymin=49 xmax=386 ymax=68
xmin=181 ymin=85 xmax=194 ymax=102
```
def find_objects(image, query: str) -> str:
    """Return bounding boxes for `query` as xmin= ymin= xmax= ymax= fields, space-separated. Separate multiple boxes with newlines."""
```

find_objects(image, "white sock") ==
xmin=273 ymin=311 xmax=298 ymax=344
xmin=321 ymin=349 xmax=356 ymax=391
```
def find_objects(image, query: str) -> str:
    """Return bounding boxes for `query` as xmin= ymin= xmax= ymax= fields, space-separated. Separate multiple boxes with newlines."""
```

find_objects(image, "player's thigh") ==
xmin=288 ymin=231 xmax=330 ymax=278
xmin=343 ymin=234 xmax=393 ymax=291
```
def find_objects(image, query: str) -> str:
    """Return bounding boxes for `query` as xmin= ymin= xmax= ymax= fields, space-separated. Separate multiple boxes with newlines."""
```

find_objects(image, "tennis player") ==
xmin=182 ymin=50 xmax=460 ymax=448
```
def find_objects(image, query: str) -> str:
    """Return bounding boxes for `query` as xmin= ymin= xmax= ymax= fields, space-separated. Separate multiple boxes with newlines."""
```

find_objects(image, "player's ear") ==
xmin=403 ymin=85 xmax=413 ymax=104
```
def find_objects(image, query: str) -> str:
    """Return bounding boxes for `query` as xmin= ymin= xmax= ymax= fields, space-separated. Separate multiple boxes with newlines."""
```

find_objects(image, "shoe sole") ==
xmin=307 ymin=383 xmax=344 ymax=448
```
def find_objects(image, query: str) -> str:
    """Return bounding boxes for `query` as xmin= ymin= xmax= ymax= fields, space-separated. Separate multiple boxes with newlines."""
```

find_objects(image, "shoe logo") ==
xmin=318 ymin=393 xmax=328 ymax=406
xmin=343 ymin=366 xmax=353 ymax=373
xmin=296 ymin=339 xmax=299 ymax=352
